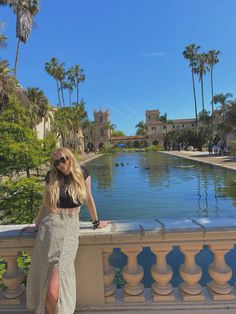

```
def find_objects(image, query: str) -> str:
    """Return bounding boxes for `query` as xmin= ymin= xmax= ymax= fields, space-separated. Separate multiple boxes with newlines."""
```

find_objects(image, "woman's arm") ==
xmin=84 ymin=176 xmax=98 ymax=221
xmin=84 ymin=176 xmax=109 ymax=228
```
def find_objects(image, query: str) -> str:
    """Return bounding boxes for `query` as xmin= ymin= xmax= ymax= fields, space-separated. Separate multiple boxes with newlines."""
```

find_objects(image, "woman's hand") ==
xmin=21 ymin=226 xmax=38 ymax=233
xmin=97 ymin=221 xmax=110 ymax=228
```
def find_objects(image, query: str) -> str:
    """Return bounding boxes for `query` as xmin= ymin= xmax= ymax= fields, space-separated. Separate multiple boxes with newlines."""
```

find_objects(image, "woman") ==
xmin=22 ymin=147 xmax=108 ymax=314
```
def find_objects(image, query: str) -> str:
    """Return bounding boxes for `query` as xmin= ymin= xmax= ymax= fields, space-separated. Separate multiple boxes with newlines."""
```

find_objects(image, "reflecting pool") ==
xmin=81 ymin=152 xmax=236 ymax=221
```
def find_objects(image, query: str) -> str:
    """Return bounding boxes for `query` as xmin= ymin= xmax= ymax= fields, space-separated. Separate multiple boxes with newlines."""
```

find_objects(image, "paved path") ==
xmin=161 ymin=151 xmax=236 ymax=171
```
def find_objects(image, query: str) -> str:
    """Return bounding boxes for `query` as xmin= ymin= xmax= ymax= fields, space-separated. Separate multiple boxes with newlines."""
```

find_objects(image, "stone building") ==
xmin=145 ymin=110 xmax=195 ymax=146
xmin=84 ymin=109 xmax=111 ymax=151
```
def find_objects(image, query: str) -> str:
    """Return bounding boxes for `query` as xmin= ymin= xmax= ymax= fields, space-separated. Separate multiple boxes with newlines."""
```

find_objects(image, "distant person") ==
xmin=213 ymin=144 xmax=218 ymax=156
xmin=167 ymin=142 xmax=171 ymax=151
xmin=177 ymin=143 xmax=181 ymax=152
xmin=223 ymin=146 xmax=230 ymax=155
xmin=22 ymin=148 xmax=109 ymax=314
xmin=219 ymin=143 xmax=225 ymax=156
xmin=163 ymin=141 xmax=168 ymax=151
xmin=208 ymin=141 xmax=213 ymax=156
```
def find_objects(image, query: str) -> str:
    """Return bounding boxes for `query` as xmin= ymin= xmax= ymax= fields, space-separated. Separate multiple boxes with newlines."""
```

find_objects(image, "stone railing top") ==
xmin=1 ymin=217 xmax=236 ymax=249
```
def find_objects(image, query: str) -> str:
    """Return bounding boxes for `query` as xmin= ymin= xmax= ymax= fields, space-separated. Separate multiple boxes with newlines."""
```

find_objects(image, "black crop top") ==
xmin=45 ymin=165 xmax=90 ymax=208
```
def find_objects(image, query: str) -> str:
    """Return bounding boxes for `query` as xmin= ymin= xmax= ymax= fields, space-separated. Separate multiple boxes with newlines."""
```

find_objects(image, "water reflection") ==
xmin=87 ymin=155 xmax=113 ymax=190
xmin=84 ymin=152 xmax=236 ymax=220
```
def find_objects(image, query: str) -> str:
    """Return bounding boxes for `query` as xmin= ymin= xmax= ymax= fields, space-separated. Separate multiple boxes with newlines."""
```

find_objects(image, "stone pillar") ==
xmin=2 ymin=253 xmax=25 ymax=303
xmin=179 ymin=244 xmax=205 ymax=301
xmin=150 ymin=244 xmax=175 ymax=301
xmin=76 ymin=246 xmax=105 ymax=305
xmin=208 ymin=243 xmax=235 ymax=300
xmin=121 ymin=247 xmax=145 ymax=302
xmin=102 ymin=248 xmax=116 ymax=303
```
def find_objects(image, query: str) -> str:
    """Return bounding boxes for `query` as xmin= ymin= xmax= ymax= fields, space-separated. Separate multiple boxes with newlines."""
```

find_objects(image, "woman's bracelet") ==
xmin=92 ymin=219 xmax=100 ymax=228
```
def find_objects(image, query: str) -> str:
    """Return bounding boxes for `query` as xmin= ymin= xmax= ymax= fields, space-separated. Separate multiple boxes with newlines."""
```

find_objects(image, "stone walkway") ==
xmin=78 ymin=152 xmax=103 ymax=164
xmin=161 ymin=151 xmax=236 ymax=171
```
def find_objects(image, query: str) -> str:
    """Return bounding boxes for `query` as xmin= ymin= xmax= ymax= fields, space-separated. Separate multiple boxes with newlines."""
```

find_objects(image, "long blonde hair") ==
xmin=42 ymin=148 xmax=87 ymax=213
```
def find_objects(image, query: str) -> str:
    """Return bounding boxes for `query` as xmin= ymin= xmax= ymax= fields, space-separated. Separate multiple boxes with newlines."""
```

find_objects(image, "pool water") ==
xmin=81 ymin=152 xmax=236 ymax=221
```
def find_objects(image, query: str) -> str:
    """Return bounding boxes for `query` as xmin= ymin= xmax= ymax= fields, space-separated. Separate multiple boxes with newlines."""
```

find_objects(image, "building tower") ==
xmin=145 ymin=110 xmax=164 ymax=145
xmin=93 ymin=109 xmax=111 ymax=150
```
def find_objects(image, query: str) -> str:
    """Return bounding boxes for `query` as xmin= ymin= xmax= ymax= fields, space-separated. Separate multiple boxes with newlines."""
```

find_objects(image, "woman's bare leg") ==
xmin=46 ymin=266 xmax=59 ymax=314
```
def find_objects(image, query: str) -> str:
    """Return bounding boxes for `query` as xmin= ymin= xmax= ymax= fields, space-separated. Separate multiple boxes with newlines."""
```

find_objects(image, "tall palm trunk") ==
xmin=210 ymin=68 xmax=214 ymax=135
xmin=60 ymin=81 xmax=65 ymax=106
xmin=76 ymin=79 xmax=79 ymax=106
xmin=69 ymin=90 xmax=71 ymax=106
xmin=14 ymin=38 xmax=21 ymax=79
xmin=56 ymin=79 xmax=61 ymax=107
xmin=191 ymin=67 xmax=198 ymax=129
xmin=201 ymin=77 xmax=205 ymax=125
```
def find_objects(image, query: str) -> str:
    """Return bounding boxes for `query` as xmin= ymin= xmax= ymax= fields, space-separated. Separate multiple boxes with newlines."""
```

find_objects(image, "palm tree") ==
xmin=104 ymin=121 xmax=116 ymax=138
xmin=194 ymin=53 xmax=210 ymax=125
xmin=3 ymin=0 xmax=40 ymax=79
xmin=207 ymin=50 xmax=220 ymax=133
xmin=0 ymin=22 xmax=10 ymax=77
xmin=159 ymin=113 xmax=173 ymax=135
xmin=26 ymin=87 xmax=49 ymax=134
xmin=62 ymin=81 xmax=73 ymax=106
xmin=135 ymin=121 xmax=147 ymax=136
xmin=0 ymin=22 xmax=7 ymax=48
xmin=82 ymin=118 xmax=95 ymax=151
xmin=57 ymin=63 xmax=66 ymax=106
xmin=213 ymin=93 xmax=233 ymax=122
xmin=53 ymin=108 xmax=72 ymax=147
xmin=69 ymin=100 xmax=87 ymax=149
xmin=225 ymin=100 xmax=236 ymax=129
xmin=183 ymin=44 xmax=200 ymax=129
xmin=75 ymin=64 xmax=85 ymax=105
xmin=0 ymin=59 xmax=10 ymax=76
xmin=45 ymin=57 xmax=63 ymax=107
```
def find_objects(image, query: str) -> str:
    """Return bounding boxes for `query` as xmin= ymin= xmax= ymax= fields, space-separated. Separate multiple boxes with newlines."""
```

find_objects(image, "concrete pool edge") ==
xmin=160 ymin=151 xmax=236 ymax=172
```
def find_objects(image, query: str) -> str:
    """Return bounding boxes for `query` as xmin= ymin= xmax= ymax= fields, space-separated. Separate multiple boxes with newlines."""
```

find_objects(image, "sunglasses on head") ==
xmin=53 ymin=156 xmax=68 ymax=167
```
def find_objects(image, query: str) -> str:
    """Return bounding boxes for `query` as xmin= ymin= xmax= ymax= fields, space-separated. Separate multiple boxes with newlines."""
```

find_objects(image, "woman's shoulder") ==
xmin=80 ymin=165 xmax=90 ymax=180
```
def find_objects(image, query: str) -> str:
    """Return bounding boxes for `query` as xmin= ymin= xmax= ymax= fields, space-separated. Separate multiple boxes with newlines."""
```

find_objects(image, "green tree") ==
xmin=159 ymin=113 xmax=173 ymax=134
xmin=0 ymin=176 xmax=43 ymax=224
xmin=225 ymin=100 xmax=236 ymax=128
xmin=0 ymin=95 xmax=57 ymax=223
xmin=213 ymin=93 xmax=233 ymax=122
xmin=183 ymin=44 xmax=200 ymax=129
xmin=58 ymin=63 xmax=66 ymax=106
xmin=207 ymin=50 xmax=220 ymax=133
xmin=135 ymin=121 xmax=147 ymax=136
xmin=0 ymin=22 xmax=10 ymax=77
xmin=0 ymin=22 xmax=7 ymax=48
xmin=52 ymin=107 xmax=72 ymax=146
xmin=45 ymin=57 xmax=63 ymax=107
xmin=0 ymin=95 xmax=49 ymax=177
xmin=194 ymin=53 xmax=210 ymax=125
xmin=26 ymin=87 xmax=49 ymax=131
xmin=111 ymin=130 xmax=125 ymax=137
xmin=70 ymin=100 xmax=88 ymax=150
xmin=2 ymin=0 xmax=40 ymax=79
xmin=62 ymin=81 xmax=73 ymax=106
xmin=198 ymin=109 xmax=211 ymax=126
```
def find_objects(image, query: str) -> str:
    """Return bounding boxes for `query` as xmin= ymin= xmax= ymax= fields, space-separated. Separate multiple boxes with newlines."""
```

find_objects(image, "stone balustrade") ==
xmin=1 ymin=217 xmax=236 ymax=312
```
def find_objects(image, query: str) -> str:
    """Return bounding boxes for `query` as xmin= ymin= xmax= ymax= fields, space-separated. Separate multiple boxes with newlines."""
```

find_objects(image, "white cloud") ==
xmin=141 ymin=51 xmax=165 ymax=57
xmin=108 ymin=104 xmax=123 ymax=114
xmin=120 ymin=103 xmax=139 ymax=116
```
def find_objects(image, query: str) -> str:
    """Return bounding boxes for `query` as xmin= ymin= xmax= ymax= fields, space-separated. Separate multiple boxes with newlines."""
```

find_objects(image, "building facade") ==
xmin=84 ymin=109 xmax=111 ymax=151
xmin=145 ymin=110 xmax=196 ymax=146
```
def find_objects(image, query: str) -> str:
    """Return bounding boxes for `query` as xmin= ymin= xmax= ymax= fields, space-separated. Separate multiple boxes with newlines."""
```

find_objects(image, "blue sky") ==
xmin=1 ymin=0 xmax=236 ymax=135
